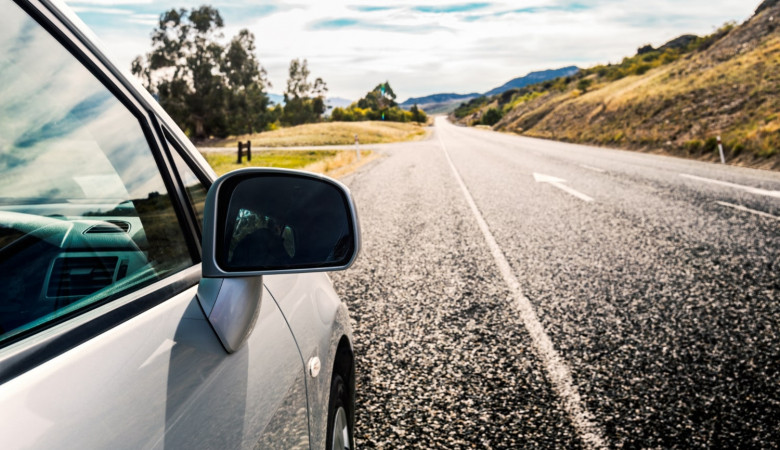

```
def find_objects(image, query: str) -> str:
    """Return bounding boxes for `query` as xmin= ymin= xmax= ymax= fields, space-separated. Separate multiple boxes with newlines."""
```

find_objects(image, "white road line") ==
xmin=680 ymin=173 xmax=780 ymax=199
xmin=580 ymin=164 xmax=606 ymax=173
xmin=534 ymin=172 xmax=595 ymax=203
xmin=438 ymin=133 xmax=607 ymax=449
xmin=716 ymin=201 xmax=780 ymax=220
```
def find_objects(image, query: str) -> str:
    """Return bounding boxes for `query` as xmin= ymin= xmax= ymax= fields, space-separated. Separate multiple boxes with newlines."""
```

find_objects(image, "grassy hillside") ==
xmin=203 ymin=120 xmax=428 ymax=148
xmin=454 ymin=1 xmax=780 ymax=169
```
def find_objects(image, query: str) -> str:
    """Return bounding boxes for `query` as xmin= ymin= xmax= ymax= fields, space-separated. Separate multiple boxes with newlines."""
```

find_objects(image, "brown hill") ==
xmin=455 ymin=1 xmax=780 ymax=169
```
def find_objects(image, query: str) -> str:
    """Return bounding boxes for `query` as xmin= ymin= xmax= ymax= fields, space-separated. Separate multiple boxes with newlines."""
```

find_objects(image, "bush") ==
xmin=482 ymin=108 xmax=503 ymax=126
xmin=703 ymin=137 xmax=719 ymax=154
xmin=384 ymin=107 xmax=412 ymax=122
xmin=577 ymin=79 xmax=593 ymax=93
xmin=637 ymin=44 xmax=655 ymax=55
xmin=634 ymin=64 xmax=652 ymax=76
xmin=684 ymin=139 xmax=703 ymax=153
xmin=453 ymin=96 xmax=489 ymax=119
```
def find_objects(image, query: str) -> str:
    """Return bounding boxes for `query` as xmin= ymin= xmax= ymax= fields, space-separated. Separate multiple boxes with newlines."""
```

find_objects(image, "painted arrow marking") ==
xmin=534 ymin=173 xmax=594 ymax=202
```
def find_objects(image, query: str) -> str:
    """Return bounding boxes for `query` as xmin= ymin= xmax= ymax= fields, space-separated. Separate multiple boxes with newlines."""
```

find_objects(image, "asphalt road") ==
xmin=331 ymin=116 xmax=779 ymax=449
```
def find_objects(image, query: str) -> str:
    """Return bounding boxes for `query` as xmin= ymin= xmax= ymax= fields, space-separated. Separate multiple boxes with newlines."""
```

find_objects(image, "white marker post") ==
xmin=717 ymin=135 xmax=726 ymax=164
xmin=354 ymin=134 xmax=361 ymax=162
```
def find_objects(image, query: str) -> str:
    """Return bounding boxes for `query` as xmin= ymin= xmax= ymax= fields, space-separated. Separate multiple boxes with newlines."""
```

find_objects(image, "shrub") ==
xmin=577 ymin=79 xmax=593 ymax=93
xmin=482 ymin=108 xmax=503 ymax=126
xmin=703 ymin=137 xmax=719 ymax=154
xmin=684 ymin=139 xmax=703 ymax=153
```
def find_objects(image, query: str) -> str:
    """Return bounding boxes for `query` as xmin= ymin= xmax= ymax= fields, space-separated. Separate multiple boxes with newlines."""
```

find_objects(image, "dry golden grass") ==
xmin=498 ymin=32 xmax=780 ymax=167
xmin=207 ymin=121 xmax=428 ymax=148
xmin=303 ymin=150 xmax=380 ymax=178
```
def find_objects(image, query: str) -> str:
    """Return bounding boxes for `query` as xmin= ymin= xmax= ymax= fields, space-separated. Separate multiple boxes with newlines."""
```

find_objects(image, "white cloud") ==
xmin=64 ymin=0 xmax=760 ymax=101
xmin=69 ymin=0 xmax=153 ymax=4
xmin=70 ymin=6 xmax=129 ymax=14
xmin=127 ymin=14 xmax=158 ymax=26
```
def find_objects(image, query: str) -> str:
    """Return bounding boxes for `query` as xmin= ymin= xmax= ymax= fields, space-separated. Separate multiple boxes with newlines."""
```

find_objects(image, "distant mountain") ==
xmin=398 ymin=66 xmax=580 ymax=114
xmin=400 ymin=92 xmax=479 ymax=108
xmin=399 ymin=92 xmax=481 ymax=115
xmin=483 ymin=66 xmax=579 ymax=97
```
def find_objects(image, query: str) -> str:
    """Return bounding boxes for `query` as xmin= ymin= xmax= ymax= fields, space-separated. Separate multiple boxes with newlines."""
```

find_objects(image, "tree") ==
xmin=357 ymin=82 xmax=397 ymax=112
xmin=332 ymin=81 xmax=416 ymax=123
xmin=222 ymin=30 xmax=271 ymax=135
xmin=282 ymin=58 xmax=328 ymax=126
xmin=410 ymin=104 xmax=427 ymax=124
xmin=132 ymin=6 xmax=270 ymax=139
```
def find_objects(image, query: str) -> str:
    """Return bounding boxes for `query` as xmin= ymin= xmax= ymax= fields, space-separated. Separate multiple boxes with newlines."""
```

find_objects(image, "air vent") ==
xmin=85 ymin=220 xmax=131 ymax=234
xmin=47 ymin=256 xmax=119 ymax=298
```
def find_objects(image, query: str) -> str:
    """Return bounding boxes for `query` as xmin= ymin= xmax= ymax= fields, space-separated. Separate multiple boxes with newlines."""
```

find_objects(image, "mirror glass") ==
xmin=217 ymin=174 xmax=355 ymax=271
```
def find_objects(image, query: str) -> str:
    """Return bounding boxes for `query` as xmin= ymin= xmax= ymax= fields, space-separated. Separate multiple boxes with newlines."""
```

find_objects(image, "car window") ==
xmin=166 ymin=136 xmax=208 ymax=231
xmin=0 ymin=3 xmax=193 ymax=345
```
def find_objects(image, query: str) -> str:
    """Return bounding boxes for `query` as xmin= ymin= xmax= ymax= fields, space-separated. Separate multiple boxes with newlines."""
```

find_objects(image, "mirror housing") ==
xmin=196 ymin=168 xmax=361 ymax=353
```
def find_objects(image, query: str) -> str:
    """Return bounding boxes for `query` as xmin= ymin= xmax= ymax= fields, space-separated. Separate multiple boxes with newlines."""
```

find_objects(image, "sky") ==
xmin=62 ymin=0 xmax=760 ymax=102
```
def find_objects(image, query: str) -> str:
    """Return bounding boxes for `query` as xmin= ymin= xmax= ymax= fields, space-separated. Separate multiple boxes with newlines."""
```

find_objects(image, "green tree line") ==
xmin=133 ymin=6 xmax=425 ymax=139
xmin=132 ymin=6 xmax=330 ymax=139
xmin=331 ymin=82 xmax=427 ymax=124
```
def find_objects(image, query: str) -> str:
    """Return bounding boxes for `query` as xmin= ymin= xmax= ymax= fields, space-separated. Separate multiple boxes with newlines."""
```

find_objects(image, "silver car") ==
xmin=0 ymin=1 xmax=359 ymax=448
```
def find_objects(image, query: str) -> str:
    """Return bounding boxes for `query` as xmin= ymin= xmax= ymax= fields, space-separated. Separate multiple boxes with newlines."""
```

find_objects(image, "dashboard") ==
xmin=0 ymin=210 xmax=150 ymax=335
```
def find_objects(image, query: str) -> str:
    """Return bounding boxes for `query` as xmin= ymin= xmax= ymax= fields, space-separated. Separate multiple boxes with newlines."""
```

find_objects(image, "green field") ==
xmin=203 ymin=149 xmax=373 ymax=176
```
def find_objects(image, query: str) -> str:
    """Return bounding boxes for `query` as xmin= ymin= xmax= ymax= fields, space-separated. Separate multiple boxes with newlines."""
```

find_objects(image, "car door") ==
xmin=0 ymin=1 xmax=308 ymax=448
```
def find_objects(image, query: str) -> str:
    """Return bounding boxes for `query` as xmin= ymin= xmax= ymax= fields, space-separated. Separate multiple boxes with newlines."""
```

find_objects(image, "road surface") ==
xmin=331 ymin=116 xmax=779 ymax=448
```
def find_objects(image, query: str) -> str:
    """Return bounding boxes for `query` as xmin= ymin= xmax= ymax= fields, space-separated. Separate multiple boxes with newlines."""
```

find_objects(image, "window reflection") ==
xmin=229 ymin=208 xmax=296 ymax=262
xmin=0 ymin=3 xmax=192 ymax=345
xmin=220 ymin=175 xmax=353 ymax=271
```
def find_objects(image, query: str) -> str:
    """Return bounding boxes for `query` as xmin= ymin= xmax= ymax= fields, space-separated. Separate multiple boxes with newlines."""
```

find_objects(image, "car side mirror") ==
xmin=202 ymin=168 xmax=361 ymax=277
xmin=197 ymin=168 xmax=361 ymax=352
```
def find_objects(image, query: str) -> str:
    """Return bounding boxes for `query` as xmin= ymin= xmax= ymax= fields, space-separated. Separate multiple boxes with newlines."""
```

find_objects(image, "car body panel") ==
xmin=265 ymin=273 xmax=355 ymax=448
xmin=0 ymin=281 xmax=310 ymax=449
xmin=0 ymin=0 xmax=356 ymax=447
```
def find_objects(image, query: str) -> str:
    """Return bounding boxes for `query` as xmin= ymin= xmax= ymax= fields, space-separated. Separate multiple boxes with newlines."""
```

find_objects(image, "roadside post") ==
xmin=237 ymin=140 xmax=252 ymax=163
xmin=354 ymin=134 xmax=361 ymax=162
xmin=717 ymin=135 xmax=726 ymax=164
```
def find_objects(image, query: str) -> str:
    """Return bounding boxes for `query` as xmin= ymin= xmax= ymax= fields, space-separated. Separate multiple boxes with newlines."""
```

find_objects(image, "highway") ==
xmin=331 ymin=116 xmax=779 ymax=448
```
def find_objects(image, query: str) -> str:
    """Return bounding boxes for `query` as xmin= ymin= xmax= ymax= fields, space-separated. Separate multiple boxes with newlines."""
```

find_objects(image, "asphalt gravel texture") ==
xmin=332 ymin=118 xmax=780 ymax=448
